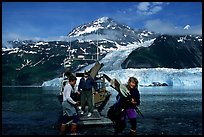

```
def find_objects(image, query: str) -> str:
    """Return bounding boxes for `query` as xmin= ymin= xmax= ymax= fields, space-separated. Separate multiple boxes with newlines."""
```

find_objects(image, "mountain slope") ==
xmin=2 ymin=17 xmax=202 ymax=86
xmin=121 ymin=35 xmax=202 ymax=69
xmin=68 ymin=17 xmax=158 ymax=46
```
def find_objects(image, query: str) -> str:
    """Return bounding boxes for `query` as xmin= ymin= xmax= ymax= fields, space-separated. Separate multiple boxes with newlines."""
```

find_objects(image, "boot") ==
xmin=70 ymin=123 xmax=77 ymax=135
xmin=129 ymin=129 xmax=136 ymax=135
xmin=59 ymin=124 xmax=66 ymax=135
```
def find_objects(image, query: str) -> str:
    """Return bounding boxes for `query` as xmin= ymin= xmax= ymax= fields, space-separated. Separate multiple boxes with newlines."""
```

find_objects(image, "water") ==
xmin=2 ymin=86 xmax=202 ymax=135
xmin=2 ymin=87 xmax=61 ymax=135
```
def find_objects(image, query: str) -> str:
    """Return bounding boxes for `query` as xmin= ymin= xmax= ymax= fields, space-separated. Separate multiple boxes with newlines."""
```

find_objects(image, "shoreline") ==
xmin=2 ymin=85 xmax=42 ymax=88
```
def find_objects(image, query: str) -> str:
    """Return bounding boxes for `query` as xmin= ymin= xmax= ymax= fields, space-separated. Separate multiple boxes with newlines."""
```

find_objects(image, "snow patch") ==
xmin=184 ymin=25 xmax=190 ymax=30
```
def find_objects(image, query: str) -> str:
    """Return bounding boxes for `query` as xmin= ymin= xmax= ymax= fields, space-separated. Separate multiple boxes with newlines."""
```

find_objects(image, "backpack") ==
xmin=107 ymin=103 xmax=123 ymax=122
xmin=71 ymin=92 xmax=80 ymax=102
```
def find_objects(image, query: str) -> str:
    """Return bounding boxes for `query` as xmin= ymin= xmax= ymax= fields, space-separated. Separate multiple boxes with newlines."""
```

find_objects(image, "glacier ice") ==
xmin=42 ymin=67 xmax=202 ymax=89
xmin=42 ymin=39 xmax=202 ymax=89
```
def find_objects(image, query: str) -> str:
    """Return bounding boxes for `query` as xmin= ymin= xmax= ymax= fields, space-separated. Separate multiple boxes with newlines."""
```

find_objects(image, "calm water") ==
xmin=2 ymin=86 xmax=202 ymax=135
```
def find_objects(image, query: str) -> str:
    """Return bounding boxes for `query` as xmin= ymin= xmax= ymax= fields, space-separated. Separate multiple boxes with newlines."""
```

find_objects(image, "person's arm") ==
xmin=132 ymin=89 xmax=140 ymax=106
xmin=90 ymin=77 xmax=96 ymax=89
xmin=64 ymin=85 xmax=77 ymax=105
xmin=73 ymin=84 xmax=78 ymax=93
xmin=93 ymin=79 xmax=97 ymax=88
xmin=91 ymin=77 xmax=95 ymax=86
xmin=136 ymin=89 xmax=140 ymax=106
xmin=78 ymin=79 xmax=82 ymax=92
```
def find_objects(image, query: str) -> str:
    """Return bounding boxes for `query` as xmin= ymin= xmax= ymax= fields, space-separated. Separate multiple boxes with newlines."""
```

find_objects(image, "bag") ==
xmin=71 ymin=92 xmax=80 ymax=102
xmin=107 ymin=103 xmax=123 ymax=122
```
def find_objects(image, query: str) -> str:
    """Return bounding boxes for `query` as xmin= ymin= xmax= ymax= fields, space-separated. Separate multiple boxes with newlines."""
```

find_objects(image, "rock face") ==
xmin=140 ymin=82 xmax=168 ymax=87
xmin=122 ymin=35 xmax=202 ymax=69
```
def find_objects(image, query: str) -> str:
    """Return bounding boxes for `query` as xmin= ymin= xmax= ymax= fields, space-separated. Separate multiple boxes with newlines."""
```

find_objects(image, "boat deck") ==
xmin=77 ymin=108 xmax=113 ymax=126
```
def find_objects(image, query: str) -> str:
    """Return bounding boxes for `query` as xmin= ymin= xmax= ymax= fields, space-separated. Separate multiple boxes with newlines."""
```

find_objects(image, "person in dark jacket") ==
xmin=78 ymin=70 xmax=95 ymax=117
xmin=114 ymin=77 xmax=140 ymax=135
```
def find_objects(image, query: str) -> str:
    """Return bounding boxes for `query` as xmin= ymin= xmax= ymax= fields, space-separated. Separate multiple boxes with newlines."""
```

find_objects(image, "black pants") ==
xmin=80 ymin=90 xmax=93 ymax=113
xmin=114 ymin=118 xmax=137 ymax=134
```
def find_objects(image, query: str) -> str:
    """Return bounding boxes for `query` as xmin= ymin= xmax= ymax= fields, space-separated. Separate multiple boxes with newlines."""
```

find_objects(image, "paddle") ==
xmin=103 ymin=74 xmax=144 ymax=118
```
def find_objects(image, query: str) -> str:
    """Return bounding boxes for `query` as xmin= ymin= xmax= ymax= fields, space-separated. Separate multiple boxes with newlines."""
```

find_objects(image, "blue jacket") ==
xmin=78 ymin=76 xmax=95 ymax=91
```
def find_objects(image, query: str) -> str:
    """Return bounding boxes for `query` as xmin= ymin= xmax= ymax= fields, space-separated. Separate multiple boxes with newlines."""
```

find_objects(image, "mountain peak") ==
xmin=184 ymin=25 xmax=190 ymax=30
xmin=92 ymin=17 xmax=114 ymax=27
xmin=68 ymin=16 xmax=158 ymax=45
xmin=96 ymin=17 xmax=111 ymax=23
xmin=68 ymin=17 xmax=119 ymax=37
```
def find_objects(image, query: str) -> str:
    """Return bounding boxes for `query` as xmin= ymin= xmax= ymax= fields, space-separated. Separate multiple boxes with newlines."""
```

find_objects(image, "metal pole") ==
xmin=96 ymin=21 xmax=99 ymax=61
xmin=97 ymin=26 xmax=99 ymax=61
xmin=69 ymin=37 xmax=71 ymax=59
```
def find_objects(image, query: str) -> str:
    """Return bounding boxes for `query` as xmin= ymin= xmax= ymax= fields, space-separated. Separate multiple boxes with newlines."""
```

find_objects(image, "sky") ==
xmin=2 ymin=2 xmax=202 ymax=42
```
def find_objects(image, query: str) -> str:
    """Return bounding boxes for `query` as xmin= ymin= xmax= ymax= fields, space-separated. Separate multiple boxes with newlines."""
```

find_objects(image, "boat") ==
xmin=59 ymin=61 xmax=112 ymax=126
xmin=61 ymin=61 xmax=111 ymax=112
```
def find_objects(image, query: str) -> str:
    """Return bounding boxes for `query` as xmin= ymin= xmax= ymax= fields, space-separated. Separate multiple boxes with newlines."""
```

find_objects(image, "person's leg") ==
xmin=87 ymin=90 xmax=93 ymax=113
xmin=80 ymin=91 xmax=86 ymax=112
xmin=114 ymin=111 xmax=126 ymax=135
xmin=129 ymin=118 xmax=137 ymax=135
xmin=70 ymin=115 xmax=79 ymax=134
xmin=59 ymin=115 xmax=71 ymax=135
xmin=114 ymin=120 xmax=126 ymax=135
xmin=126 ymin=109 xmax=137 ymax=135
xmin=70 ymin=123 xmax=77 ymax=135
xmin=59 ymin=124 xmax=67 ymax=135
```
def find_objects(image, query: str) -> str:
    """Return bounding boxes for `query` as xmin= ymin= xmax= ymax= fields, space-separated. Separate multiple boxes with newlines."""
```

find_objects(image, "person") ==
xmin=59 ymin=74 xmax=80 ymax=135
xmin=114 ymin=77 xmax=140 ymax=135
xmin=78 ymin=70 xmax=95 ymax=117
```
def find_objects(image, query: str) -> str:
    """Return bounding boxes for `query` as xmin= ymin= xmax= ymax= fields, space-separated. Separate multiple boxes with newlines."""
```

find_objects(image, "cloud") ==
xmin=3 ymin=32 xmax=40 ymax=42
xmin=136 ymin=2 xmax=165 ymax=15
xmin=151 ymin=6 xmax=162 ymax=14
xmin=2 ymin=32 xmax=41 ymax=48
xmin=152 ymin=2 xmax=164 ymax=5
xmin=2 ymin=31 xmax=73 ymax=48
xmin=114 ymin=2 xmax=168 ymax=27
xmin=144 ymin=19 xmax=202 ymax=35
xmin=137 ymin=2 xmax=150 ymax=11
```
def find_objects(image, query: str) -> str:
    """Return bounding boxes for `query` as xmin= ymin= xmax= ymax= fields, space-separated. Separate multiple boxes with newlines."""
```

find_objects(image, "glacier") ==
xmin=42 ymin=39 xmax=202 ymax=89
xmin=102 ymin=68 xmax=202 ymax=88
xmin=42 ymin=67 xmax=202 ymax=89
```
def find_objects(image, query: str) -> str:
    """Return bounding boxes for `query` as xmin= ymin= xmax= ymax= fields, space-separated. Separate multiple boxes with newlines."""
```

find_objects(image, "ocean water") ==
xmin=2 ymin=86 xmax=202 ymax=135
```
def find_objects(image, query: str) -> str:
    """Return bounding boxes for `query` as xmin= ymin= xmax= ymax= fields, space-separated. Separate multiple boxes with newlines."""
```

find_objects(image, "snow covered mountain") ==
xmin=42 ymin=33 xmax=202 ymax=89
xmin=122 ymin=35 xmax=202 ymax=69
xmin=184 ymin=25 xmax=190 ymax=30
xmin=2 ymin=17 xmax=202 ymax=86
xmin=68 ymin=17 xmax=158 ymax=46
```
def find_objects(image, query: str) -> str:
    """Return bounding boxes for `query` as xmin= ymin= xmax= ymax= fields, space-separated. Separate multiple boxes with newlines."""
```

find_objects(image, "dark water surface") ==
xmin=2 ymin=86 xmax=202 ymax=135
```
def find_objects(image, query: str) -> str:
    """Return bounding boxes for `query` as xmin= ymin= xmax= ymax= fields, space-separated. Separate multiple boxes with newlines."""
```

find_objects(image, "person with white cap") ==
xmin=78 ymin=70 xmax=95 ymax=117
